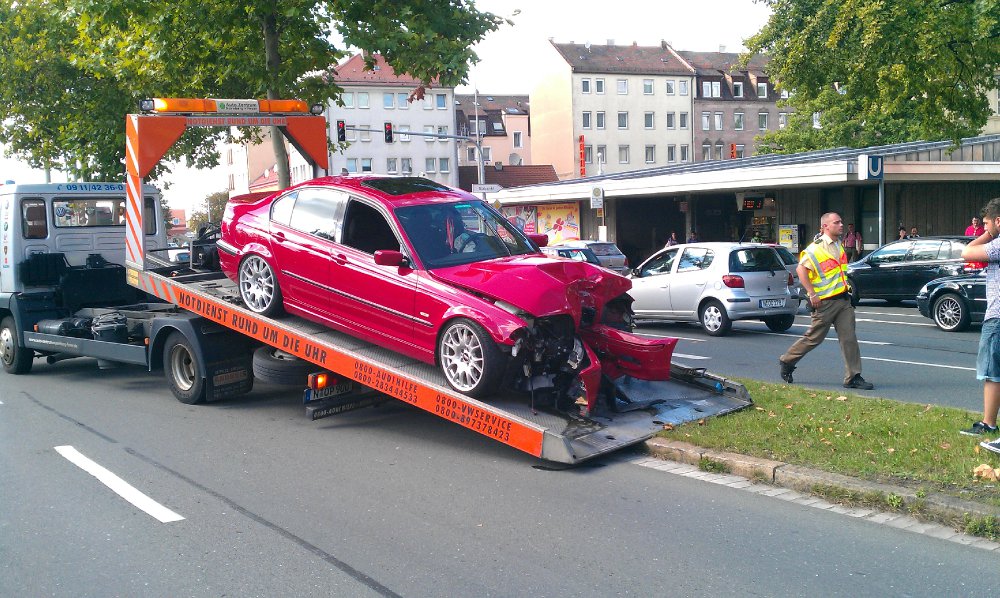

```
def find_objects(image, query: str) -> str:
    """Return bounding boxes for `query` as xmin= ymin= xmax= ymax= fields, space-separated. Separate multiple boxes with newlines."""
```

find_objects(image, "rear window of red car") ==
xmin=362 ymin=177 xmax=450 ymax=196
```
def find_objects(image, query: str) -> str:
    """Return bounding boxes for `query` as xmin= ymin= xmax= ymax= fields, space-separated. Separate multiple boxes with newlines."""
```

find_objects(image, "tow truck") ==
xmin=0 ymin=98 xmax=751 ymax=464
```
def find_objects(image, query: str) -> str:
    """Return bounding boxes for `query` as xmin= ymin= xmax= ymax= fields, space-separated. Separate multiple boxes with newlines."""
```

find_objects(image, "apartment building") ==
xmin=454 ymin=94 xmax=531 ymax=169
xmin=531 ymin=40 xmax=696 ymax=179
xmin=679 ymin=50 xmax=785 ymax=161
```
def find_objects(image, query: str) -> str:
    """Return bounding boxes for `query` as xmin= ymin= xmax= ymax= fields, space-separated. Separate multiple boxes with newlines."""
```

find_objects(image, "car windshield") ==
xmin=396 ymin=201 xmax=536 ymax=269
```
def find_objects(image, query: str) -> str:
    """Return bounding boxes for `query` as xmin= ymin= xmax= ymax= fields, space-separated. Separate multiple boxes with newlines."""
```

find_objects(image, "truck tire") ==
xmin=1 ymin=316 xmax=33 ymax=374
xmin=437 ymin=318 xmax=504 ymax=398
xmin=252 ymin=346 xmax=318 ymax=386
xmin=163 ymin=331 xmax=206 ymax=404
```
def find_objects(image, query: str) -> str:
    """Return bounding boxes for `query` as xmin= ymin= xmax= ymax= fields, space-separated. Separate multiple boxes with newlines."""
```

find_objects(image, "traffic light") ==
xmin=384 ymin=122 xmax=393 ymax=143
xmin=729 ymin=143 xmax=737 ymax=159
xmin=336 ymin=120 xmax=346 ymax=142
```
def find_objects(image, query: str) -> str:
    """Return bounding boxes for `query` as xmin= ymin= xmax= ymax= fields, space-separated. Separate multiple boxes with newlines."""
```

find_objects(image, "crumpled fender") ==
xmin=579 ymin=324 xmax=676 ymax=382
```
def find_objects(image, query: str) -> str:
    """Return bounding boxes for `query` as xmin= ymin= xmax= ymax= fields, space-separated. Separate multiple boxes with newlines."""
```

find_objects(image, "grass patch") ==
xmin=699 ymin=457 xmax=730 ymax=474
xmin=660 ymin=379 xmax=1000 ymax=507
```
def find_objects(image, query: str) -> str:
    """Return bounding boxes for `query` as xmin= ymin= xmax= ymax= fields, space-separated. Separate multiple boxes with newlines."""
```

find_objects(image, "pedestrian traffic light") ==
xmin=729 ymin=143 xmax=737 ymax=159
xmin=384 ymin=122 xmax=393 ymax=143
xmin=336 ymin=120 xmax=346 ymax=142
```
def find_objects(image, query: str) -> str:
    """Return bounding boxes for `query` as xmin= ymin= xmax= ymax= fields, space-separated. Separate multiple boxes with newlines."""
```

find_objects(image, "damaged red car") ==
xmin=218 ymin=176 xmax=675 ymax=411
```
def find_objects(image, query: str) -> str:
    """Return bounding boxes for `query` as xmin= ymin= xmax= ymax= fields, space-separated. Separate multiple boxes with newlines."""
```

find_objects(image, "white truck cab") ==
xmin=0 ymin=182 xmax=166 ymax=294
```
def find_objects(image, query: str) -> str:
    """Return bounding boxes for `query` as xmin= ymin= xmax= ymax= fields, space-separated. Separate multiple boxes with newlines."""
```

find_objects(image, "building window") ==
xmin=423 ymin=96 xmax=434 ymax=110
xmin=735 ymin=144 xmax=745 ymax=158
xmin=617 ymin=79 xmax=628 ymax=95
xmin=436 ymin=93 xmax=447 ymax=109
xmin=758 ymin=111 xmax=769 ymax=130
xmin=383 ymin=92 xmax=394 ymax=109
xmin=346 ymin=158 xmax=358 ymax=173
xmin=757 ymin=82 xmax=768 ymax=98
xmin=346 ymin=125 xmax=357 ymax=141
xmin=680 ymin=112 xmax=689 ymax=129
xmin=702 ymin=81 xmax=711 ymax=98
xmin=595 ymin=78 xmax=605 ymax=94
xmin=386 ymin=158 xmax=397 ymax=173
xmin=361 ymin=158 xmax=373 ymax=172
xmin=467 ymin=147 xmax=476 ymax=162
xmin=702 ymin=142 xmax=711 ymax=161
xmin=734 ymin=112 xmax=744 ymax=131
xmin=584 ymin=145 xmax=593 ymax=164
xmin=618 ymin=145 xmax=629 ymax=164
xmin=667 ymin=144 xmax=676 ymax=163
xmin=513 ymin=131 xmax=522 ymax=148
xmin=342 ymin=92 xmax=355 ymax=108
xmin=357 ymin=92 xmax=369 ymax=109
xmin=401 ymin=157 xmax=412 ymax=174
xmin=666 ymin=80 xmax=675 ymax=95
xmin=714 ymin=112 xmax=723 ymax=130
xmin=713 ymin=81 xmax=721 ymax=97
xmin=778 ymin=112 xmax=788 ymax=129
xmin=596 ymin=145 xmax=607 ymax=165
xmin=424 ymin=158 xmax=436 ymax=173
xmin=715 ymin=142 xmax=724 ymax=160
xmin=581 ymin=78 xmax=591 ymax=93
xmin=439 ymin=158 xmax=450 ymax=173
xmin=666 ymin=112 xmax=676 ymax=129
xmin=680 ymin=144 xmax=689 ymax=162
xmin=645 ymin=145 xmax=655 ymax=163
xmin=470 ymin=117 xmax=486 ymax=135
xmin=643 ymin=79 xmax=653 ymax=94
xmin=733 ymin=81 xmax=743 ymax=98
xmin=397 ymin=93 xmax=409 ymax=109
xmin=701 ymin=112 xmax=711 ymax=131
xmin=780 ymin=89 xmax=790 ymax=99
xmin=359 ymin=128 xmax=371 ymax=142
xmin=678 ymin=80 xmax=689 ymax=96
xmin=644 ymin=112 xmax=654 ymax=129
xmin=437 ymin=125 xmax=448 ymax=140
xmin=398 ymin=124 xmax=411 ymax=142
xmin=617 ymin=111 xmax=628 ymax=129
xmin=582 ymin=111 xmax=592 ymax=129
xmin=481 ymin=146 xmax=492 ymax=162
xmin=424 ymin=125 xmax=435 ymax=141
xmin=596 ymin=111 xmax=606 ymax=129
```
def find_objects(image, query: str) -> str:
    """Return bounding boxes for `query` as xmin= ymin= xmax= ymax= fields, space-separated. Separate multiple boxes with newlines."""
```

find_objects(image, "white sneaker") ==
xmin=980 ymin=438 xmax=1000 ymax=455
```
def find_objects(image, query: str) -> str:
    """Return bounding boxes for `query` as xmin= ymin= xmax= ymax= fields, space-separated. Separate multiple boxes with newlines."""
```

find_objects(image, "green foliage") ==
xmin=745 ymin=0 xmax=1000 ymax=151
xmin=186 ymin=190 xmax=230 ymax=233
xmin=698 ymin=457 xmax=730 ymax=474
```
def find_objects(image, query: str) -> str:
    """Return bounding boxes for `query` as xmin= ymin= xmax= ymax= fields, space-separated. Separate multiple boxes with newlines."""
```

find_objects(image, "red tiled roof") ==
xmin=334 ymin=53 xmax=437 ymax=88
xmin=249 ymin=167 xmax=280 ymax=193
xmin=458 ymin=165 xmax=558 ymax=192
xmin=551 ymin=41 xmax=694 ymax=75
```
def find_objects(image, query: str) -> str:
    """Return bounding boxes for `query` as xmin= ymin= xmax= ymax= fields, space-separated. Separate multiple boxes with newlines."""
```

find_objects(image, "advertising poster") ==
xmin=536 ymin=203 xmax=581 ymax=244
xmin=500 ymin=205 xmax=537 ymax=234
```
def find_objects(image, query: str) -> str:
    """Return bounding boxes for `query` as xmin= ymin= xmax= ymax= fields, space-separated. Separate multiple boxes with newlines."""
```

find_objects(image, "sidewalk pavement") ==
xmin=645 ymin=437 xmax=1000 ymax=536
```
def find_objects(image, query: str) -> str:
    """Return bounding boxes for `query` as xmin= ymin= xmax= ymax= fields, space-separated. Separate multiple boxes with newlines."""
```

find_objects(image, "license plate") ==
xmin=760 ymin=299 xmax=784 ymax=308
xmin=306 ymin=381 xmax=354 ymax=401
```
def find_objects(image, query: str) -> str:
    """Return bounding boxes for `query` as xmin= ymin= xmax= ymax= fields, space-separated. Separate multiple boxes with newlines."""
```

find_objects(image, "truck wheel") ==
xmin=252 ymin=346 xmax=318 ymax=386
xmin=163 ymin=331 xmax=206 ymax=404
xmin=700 ymin=300 xmax=732 ymax=336
xmin=764 ymin=314 xmax=796 ymax=332
xmin=932 ymin=293 xmax=970 ymax=332
xmin=1 ymin=316 xmax=33 ymax=374
xmin=238 ymin=255 xmax=283 ymax=316
xmin=438 ymin=318 xmax=504 ymax=398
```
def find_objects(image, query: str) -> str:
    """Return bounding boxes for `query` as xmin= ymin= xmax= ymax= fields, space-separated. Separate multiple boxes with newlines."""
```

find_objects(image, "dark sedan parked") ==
xmin=847 ymin=236 xmax=979 ymax=304
xmin=916 ymin=272 xmax=986 ymax=331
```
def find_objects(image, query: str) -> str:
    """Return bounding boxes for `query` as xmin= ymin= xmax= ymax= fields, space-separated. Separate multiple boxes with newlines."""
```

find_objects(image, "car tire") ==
xmin=438 ymin=318 xmax=505 ymax=398
xmin=0 ymin=316 xmax=33 ymax=375
xmin=238 ymin=254 xmax=284 ymax=316
xmin=252 ymin=346 xmax=318 ymax=386
xmin=700 ymin=300 xmax=732 ymax=336
xmin=163 ymin=331 xmax=206 ymax=404
xmin=848 ymin=280 xmax=860 ymax=306
xmin=932 ymin=293 xmax=971 ymax=332
xmin=764 ymin=314 xmax=796 ymax=332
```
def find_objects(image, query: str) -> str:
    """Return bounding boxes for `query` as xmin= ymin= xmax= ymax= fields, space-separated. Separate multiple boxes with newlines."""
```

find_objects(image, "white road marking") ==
xmin=861 ymin=356 xmax=976 ymax=371
xmin=673 ymin=353 xmax=711 ymax=360
xmin=54 ymin=446 xmax=184 ymax=523
xmin=768 ymin=330 xmax=891 ymax=345
xmin=855 ymin=317 xmax=935 ymax=327
xmin=855 ymin=310 xmax=925 ymax=318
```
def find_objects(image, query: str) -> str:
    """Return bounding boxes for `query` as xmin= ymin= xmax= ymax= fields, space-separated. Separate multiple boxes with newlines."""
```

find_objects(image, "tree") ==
xmin=744 ymin=0 xmax=1000 ymax=152
xmin=0 ymin=1 xmax=505 ymax=189
xmin=186 ymin=190 xmax=230 ymax=234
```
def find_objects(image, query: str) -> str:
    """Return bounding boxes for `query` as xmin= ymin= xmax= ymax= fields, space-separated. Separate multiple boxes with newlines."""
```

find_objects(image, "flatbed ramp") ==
xmin=131 ymin=268 xmax=751 ymax=464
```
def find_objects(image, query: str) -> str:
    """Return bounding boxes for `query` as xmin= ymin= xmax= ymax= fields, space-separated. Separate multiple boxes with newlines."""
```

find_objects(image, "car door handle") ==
xmin=331 ymin=253 xmax=347 ymax=265
xmin=273 ymin=231 xmax=285 ymax=241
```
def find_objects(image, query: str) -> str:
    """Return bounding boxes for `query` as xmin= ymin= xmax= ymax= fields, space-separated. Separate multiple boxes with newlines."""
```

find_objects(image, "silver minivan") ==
xmin=629 ymin=242 xmax=798 ymax=336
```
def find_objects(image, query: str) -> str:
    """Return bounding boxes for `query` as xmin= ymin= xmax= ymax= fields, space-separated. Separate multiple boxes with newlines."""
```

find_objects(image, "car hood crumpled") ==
xmin=430 ymin=256 xmax=632 ymax=323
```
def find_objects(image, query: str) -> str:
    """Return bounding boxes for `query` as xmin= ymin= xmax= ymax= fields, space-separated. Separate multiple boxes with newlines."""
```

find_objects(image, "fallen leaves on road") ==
xmin=663 ymin=423 xmax=674 ymax=431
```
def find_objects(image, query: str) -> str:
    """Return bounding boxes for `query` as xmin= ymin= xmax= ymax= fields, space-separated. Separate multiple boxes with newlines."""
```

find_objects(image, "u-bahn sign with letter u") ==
xmin=858 ymin=154 xmax=884 ymax=180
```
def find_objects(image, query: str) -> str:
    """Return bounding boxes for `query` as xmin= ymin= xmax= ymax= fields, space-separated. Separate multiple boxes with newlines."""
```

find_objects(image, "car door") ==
xmin=858 ymin=241 xmax=911 ymax=298
xmin=629 ymin=248 xmax=680 ymax=319
xmin=668 ymin=247 xmax=715 ymax=319
xmin=901 ymin=240 xmax=945 ymax=299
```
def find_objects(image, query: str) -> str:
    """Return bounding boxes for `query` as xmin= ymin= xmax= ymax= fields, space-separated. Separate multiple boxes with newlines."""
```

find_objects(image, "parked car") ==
xmin=540 ymin=244 xmax=602 ymax=268
xmin=769 ymin=244 xmax=803 ymax=300
xmin=217 ymin=175 xmax=674 ymax=406
xmin=549 ymin=240 xmax=629 ymax=274
xmin=916 ymin=272 xmax=986 ymax=331
xmin=846 ymin=236 xmax=978 ymax=304
xmin=628 ymin=242 xmax=798 ymax=336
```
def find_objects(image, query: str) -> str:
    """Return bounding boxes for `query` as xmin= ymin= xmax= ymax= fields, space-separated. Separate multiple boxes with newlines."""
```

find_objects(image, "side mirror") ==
xmin=374 ymin=249 xmax=409 ymax=268
xmin=527 ymin=233 xmax=549 ymax=248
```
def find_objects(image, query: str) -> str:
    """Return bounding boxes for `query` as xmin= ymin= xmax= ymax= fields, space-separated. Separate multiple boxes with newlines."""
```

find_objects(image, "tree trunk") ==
xmin=262 ymin=11 xmax=290 ymax=189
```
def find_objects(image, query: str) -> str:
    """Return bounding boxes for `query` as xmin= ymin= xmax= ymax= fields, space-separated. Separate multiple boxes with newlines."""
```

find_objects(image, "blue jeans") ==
xmin=976 ymin=318 xmax=1000 ymax=382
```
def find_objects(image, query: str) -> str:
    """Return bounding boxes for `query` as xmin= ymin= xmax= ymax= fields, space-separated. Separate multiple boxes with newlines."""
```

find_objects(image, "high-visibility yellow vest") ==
xmin=801 ymin=241 xmax=849 ymax=299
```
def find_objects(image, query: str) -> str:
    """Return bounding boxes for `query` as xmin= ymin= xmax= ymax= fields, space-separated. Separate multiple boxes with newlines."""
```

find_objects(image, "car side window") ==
xmin=677 ymin=248 xmax=714 ymax=273
xmin=639 ymin=249 xmax=678 ymax=277
xmin=908 ymin=240 xmax=943 ymax=261
xmin=270 ymin=192 xmax=296 ymax=227
xmin=870 ymin=242 xmax=910 ymax=265
xmin=342 ymin=199 xmax=400 ymax=254
xmin=288 ymin=189 xmax=344 ymax=242
xmin=944 ymin=241 xmax=965 ymax=259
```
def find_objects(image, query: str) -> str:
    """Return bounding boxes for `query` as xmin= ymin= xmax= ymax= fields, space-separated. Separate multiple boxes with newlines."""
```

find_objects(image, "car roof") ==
xmin=277 ymin=175 xmax=477 ymax=209
xmin=886 ymin=235 xmax=974 ymax=243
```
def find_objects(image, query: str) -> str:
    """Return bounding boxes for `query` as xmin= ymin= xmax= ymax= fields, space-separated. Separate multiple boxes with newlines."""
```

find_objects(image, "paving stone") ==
xmin=970 ymin=539 xmax=1000 ymax=551
xmin=789 ymin=496 xmax=824 ymax=507
xmin=846 ymin=508 xmax=875 ymax=518
xmin=922 ymin=525 xmax=960 ymax=541
xmin=866 ymin=512 xmax=903 ymax=525
xmin=775 ymin=490 xmax=804 ymax=502
xmin=886 ymin=516 xmax=920 ymax=530
xmin=759 ymin=487 xmax=792 ymax=497
xmin=725 ymin=480 xmax=754 ymax=489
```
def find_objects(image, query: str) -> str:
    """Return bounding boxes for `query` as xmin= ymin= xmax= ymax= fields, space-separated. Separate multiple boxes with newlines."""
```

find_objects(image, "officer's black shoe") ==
xmin=843 ymin=374 xmax=874 ymax=390
xmin=779 ymin=360 xmax=795 ymax=383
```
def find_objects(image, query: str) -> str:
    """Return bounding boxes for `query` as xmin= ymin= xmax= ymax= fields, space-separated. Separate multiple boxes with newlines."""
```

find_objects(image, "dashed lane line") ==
xmin=861 ymin=356 xmax=976 ymax=372
xmin=54 ymin=445 xmax=184 ymax=523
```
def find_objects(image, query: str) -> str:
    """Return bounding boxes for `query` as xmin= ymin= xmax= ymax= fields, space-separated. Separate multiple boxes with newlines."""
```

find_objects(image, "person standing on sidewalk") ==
xmin=844 ymin=223 xmax=862 ymax=262
xmin=779 ymin=212 xmax=874 ymax=390
xmin=959 ymin=198 xmax=1000 ymax=446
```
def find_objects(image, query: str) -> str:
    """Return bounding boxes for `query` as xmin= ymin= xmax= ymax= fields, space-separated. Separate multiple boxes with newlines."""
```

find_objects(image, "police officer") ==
xmin=779 ymin=212 xmax=874 ymax=390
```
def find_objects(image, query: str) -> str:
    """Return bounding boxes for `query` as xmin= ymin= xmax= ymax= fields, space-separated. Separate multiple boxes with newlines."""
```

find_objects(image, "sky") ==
xmin=0 ymin=0 xmax=771 ymax=213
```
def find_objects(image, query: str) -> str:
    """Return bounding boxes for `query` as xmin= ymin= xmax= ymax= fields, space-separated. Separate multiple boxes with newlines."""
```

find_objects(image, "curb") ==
xmin=645 ymin=437 xmax=1000 ymax=530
